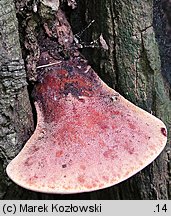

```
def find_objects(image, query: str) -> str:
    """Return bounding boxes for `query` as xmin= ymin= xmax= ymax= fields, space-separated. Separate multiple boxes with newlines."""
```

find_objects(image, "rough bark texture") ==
xmin=0 ymin=0 xmax=38 ymax=199
xmin=0 ymin=0 xmax=170 ymax=199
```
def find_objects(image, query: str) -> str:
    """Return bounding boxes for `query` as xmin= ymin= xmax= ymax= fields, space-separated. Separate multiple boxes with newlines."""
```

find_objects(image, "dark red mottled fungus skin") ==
xmin=33 ymin=52 xmax=105 ymax=122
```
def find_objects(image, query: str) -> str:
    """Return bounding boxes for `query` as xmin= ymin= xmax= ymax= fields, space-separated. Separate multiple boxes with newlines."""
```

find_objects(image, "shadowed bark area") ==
xmin=0 ymin=0 xmax=170 ymax=199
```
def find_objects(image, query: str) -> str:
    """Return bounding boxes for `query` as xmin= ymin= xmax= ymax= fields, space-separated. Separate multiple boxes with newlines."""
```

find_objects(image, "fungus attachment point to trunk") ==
xmin=6 ymin=56 xmax=167 ymax=193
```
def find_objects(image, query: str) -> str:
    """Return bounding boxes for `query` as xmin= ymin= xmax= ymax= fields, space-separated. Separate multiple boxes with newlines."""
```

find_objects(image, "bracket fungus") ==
xmin=6 ymin=54 xmax=167 ymax=193
xmin=6 ymin=9 xmax=167 ymax=194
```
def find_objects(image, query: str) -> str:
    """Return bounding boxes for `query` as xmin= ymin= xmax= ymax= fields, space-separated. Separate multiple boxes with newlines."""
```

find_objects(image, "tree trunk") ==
xmin=0 ymin=0 xmax=170 ymax=199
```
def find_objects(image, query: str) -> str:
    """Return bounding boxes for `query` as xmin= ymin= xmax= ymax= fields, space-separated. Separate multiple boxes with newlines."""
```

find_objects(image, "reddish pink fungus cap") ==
xmin=6 ymin=58 xmax=167 ymax=193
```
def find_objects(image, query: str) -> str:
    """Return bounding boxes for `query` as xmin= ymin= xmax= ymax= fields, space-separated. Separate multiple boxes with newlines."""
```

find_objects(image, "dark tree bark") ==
xmin=0 ymin=0 xmax=170 ymax=199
